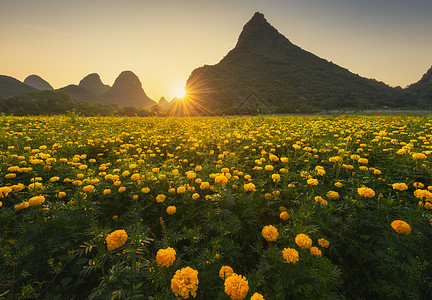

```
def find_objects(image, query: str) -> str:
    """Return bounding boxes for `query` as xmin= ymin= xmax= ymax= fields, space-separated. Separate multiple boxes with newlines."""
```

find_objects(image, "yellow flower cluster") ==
xmin=224 ymin=273 xmax=249 ymax=300
xmin=357 ymin=187 xmax=375 ymax=198
xmin=279 ymin=211 xmax=290 ymax=221
xmin=307 ymin=178 xmax=319 ymax=186
xmin=295 ymin=233 xmax=312 ymax=249
xmin=156 ymin=247 xmax=176 ymax=267
xmin=391 ymin=220 xmax=411 ymax=235
xmin=171 ymin=267 xmax=199 ymax=299
xmin=106 ymin=229 xmax=128 ymax=250
xmin=261 ymin=225 xmax=278 ymax=242
xmin=243 ymin=182 xmax=256 ymax=191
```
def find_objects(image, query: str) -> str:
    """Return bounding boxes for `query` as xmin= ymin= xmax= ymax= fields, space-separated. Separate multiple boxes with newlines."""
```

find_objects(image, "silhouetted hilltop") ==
xmin=158 ymin=97 xmax=169 ymax=108
xmin=58 ymin=84 xmax=98 ymax=103
xmin=23 ymin=75 xmax=53 ymax=91
xmin=0 ymin=75 xmax=36 ymax=97
xmin=407 ymin=66 xmax=432 ymax=104
xmin=100 ymin=71 xmax=156 ymax=108
xmin=184 ymin=12 xmax=408 ymax=114
xmin=79 ymin=73 xmax=110 ymax=95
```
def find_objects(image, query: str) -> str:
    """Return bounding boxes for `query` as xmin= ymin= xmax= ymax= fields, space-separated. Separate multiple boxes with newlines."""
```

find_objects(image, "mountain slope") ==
xmin=100 ymin=71 xmax=156 ymax=108
xmin=184 ymin=12 xmax=407 ymax=114
xmin=79 ymin=73 xmax=110 ymax=95
xmin=23 ymin=75 xmax=54 ymax=91
xmin=0 ymin=75 xmax=36 ymax=97
xmin=407 ymin=66 xmax=432 ymax=104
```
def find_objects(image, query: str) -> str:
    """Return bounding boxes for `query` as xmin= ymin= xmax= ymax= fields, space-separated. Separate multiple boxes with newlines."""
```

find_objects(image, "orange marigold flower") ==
xmin=357 ymin=187 xmax=375 ymax=198
xmin=391 ymin=220 xmax=411 ymax=235
xmin=282 ymin=247 xmax=299 ymax=263
xmin=219 ymin=265 xmax=234 ymax=280
xmin=28 ymin=195 xmax=45 ymax=206
xmin=310 ymin=246 xmax=322 ymax=256
xmin=318 ymin=238 xmax=330 ymax=248
xmin=171 ymin=267 xmax=199 ymax=299
xmin=392 ymin=183 xmax=408 ymax=191
xmin=156 ymin=194 xmax=166 ymax=203
xmin=106 ymin=229 xmax=128 ymax=250
xmin=224 ymin=273 xmax=249 ymax=300
xmin=280 ymin=211 xmax=290 ymax=221
xmin=262 ymin=225 xmax=278 ymax=242
xmin=250 ymin=292 xmax=265 ymax=300
xmin=156 ymin=247 xmax=176 ymax=267
xmin=295 ymin=233 xmax=312 ymax=249
xmin=166 ymin=206 xmax=176 ymax=215
xmin=326 ymin=191 xmax=339 ymax=200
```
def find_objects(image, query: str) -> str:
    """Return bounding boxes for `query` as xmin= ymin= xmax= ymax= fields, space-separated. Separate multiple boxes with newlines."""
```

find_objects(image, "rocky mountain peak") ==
xmin=78 ymin=73 xmax=110 ymax=95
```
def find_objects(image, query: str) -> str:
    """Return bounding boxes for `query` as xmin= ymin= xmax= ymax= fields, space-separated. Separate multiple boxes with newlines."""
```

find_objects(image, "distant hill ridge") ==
xmin=24 ymin=75 xmax=53 ymax=91
xmin=183 ymin=12 xmax=411 ymax=114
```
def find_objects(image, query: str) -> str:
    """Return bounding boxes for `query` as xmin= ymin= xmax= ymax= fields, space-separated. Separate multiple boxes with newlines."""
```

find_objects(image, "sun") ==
xmin=172 ymin=84 xmax=186 ymax=99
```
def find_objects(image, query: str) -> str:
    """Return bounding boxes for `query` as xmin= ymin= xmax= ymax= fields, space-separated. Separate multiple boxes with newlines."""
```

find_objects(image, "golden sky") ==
xmin=1 ymin=0 xmax=431 ymax=101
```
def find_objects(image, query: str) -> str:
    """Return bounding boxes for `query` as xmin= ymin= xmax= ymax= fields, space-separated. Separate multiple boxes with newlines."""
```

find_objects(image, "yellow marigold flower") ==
xmin=141 ymin=187 xmax=150 ymax=193
xmin=186 ymin=171 xmax=197 ymax=180
xmin=174 ymin=186 xmax=185 ymax=194
xmin=329 ymin=156 xmax=341 ymax=162
xmin=0 ymin=201 xmax=2 ymax=207
xmin=264 ymin=165 xmax=274 ymax=171
xmin=310 ymin=246 xmax=322 ymax=256
xmin=280 ymin=157 xmax=288 ymax=163
xmin=279 ymin=205 xmax=287 ymax=212
xmin=28 ymin=195 xmax=45 ymax=206
xmin=243 ymin=182 xmax=256 ymax=191
xmin=130 ymin=173 xmax=140 ymax=181
xmin=156 ymin=247 xmax=176 ymax=267
xmin=334 ymin=182 xmax=343 ymax=188
xmin=103 ymin=189 xmax=111 ymax=195
xmin=5 ymin=173 xmax=16 ymax=179
xmin=419 ymin=201 xmax=432 ymax=209
xmin=0 ymin=186 xmax=12 ymax=198
xmin=251 ymin=292 xmax=265 ymax=300
xmin=106 ymin=229 xmax=128 ymax=250
xmin=132 ymin=195 xmax=138 ymax=200
xmin=82 ymin=185 xmax=95 ymax=193
xmin=307 ymin=178 xmax=318 ymax=186
xmin=392 ymin=183 xmax=408 ymax=191
xmin=412 ymin=152 xmax=427 ymax=160
xmin=57 ymin=191 xmax=66 ymax=198
xmin=396 ymin=148 xmax=406 ymax=155
xmin=318 ymin=238 xmax=330 ymax=248
xmin=200 ymin=182 xmax=210 ymax=190
xmin=262 ymin=225 xmax=278 ymax=242
xmin=271 ymin=174 xmax=280 ymax=182
xmin=295 ymin=233 xmax=312 ymax=249
xmin=129 ymin=163 xmax=137 ymax=169
xmin=192 ymin=193 xmax=200 ymax=200
xmin=326 ymin=191 xmax=340 ymax=200
xmin=50 ymin=176 xmax=60 ymax=182
xmin=156 ymin=194 xmax=166 ymax=203
xmin=413 ymin=189 xmax=432 ymax=201
xmin=358 ymin=158 xmax=368 ymax=164
xmin=219 ymin=265 xmax=234 ymax=280
xmin=14 ymin=201 xmax=29 ymax=210
xmin=215 ymin=175 xmax=228 ymax=185
xmin=166 ymin=206 xmax=176 ymax=215
xmin=280 ymin=211 xmax=290 ymax=221
xmin=357 ymin=187 xmax=375 ymax=198
xmin=391 ymin=220 xmax=411 ymax=235
xmin=224 ymin=273 xmax=249 ymax=300
xmin=413 ymin=182 xmax=425 ymax=189
xmin=282 ymin=247 xmax=299 ymax=263
xmin=269 ymin=154 xmax=279 ymax=162
xmin=171 ymin=267 xmax=199 ymax=299
xmin=118 ymin=186 xmax=126 ymax=193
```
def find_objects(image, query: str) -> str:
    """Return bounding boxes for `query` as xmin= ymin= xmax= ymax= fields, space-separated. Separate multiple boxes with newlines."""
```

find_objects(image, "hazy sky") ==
xmin=1 ymin=0 xmax=431 ymax=100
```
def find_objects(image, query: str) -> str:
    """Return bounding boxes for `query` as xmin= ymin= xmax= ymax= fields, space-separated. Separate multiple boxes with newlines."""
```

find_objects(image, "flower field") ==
xmin=1 ymin=114 xmax=432 ymax=299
